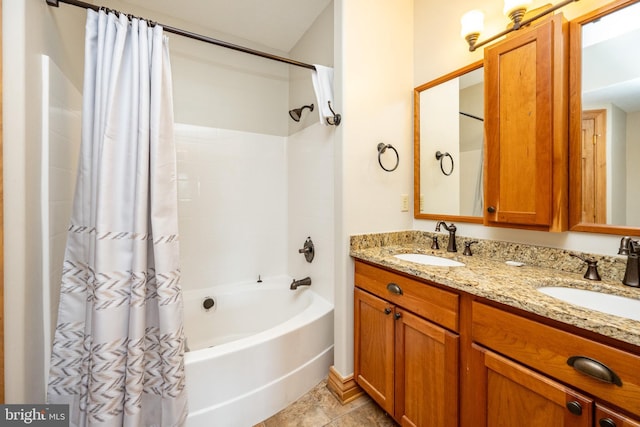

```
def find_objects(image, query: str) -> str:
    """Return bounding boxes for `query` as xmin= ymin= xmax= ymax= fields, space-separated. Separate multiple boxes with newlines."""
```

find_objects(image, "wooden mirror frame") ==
xmin=413 ymin=60 xmax=484 ymax=224
xmin=569 ymin=0 xmax=640 ymax=235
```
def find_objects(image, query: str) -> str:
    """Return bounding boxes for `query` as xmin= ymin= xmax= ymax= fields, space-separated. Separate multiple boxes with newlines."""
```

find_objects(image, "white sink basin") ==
xmin=394 ymin=253 xmax=465 ymax=267
xmin=538 ymin=287 xmax=640 ymax=321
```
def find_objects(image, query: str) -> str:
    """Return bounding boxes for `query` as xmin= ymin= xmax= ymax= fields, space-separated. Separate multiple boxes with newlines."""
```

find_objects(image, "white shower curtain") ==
xmin=48 ymin=10 xmax=188 ymax=427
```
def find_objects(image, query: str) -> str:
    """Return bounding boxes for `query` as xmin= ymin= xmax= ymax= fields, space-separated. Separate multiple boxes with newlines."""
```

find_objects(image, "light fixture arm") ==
xmin=467 ymin=0 xmax=579 ymax=51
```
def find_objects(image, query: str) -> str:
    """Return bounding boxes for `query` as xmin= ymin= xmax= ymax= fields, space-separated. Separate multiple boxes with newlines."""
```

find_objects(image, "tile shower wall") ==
xmin=175 ymin=123 xmax=288 ymax=291
xmin=42 ymin=55 xmax=82 ymax=382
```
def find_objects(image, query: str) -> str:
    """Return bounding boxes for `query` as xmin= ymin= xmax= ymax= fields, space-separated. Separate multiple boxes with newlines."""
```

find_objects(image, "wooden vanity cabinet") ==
xmin=354 ymin=261 xmax=459 ymax=427
xmin=484 ymin=13 xmax=569 ymax=231
xmin=472 ymin=344 xmax=593 ymax=427
xmin=471 ymin=301 xmax=640 ymax=427
xmin=596 ymin=405 xmax=640 ymax=427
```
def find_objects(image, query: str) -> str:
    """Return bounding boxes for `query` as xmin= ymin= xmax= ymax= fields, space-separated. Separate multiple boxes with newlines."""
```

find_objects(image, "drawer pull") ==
xmin=566 ymin=401 xmax=583 ymax=416
xmin=384 ymin=307 xmax=392 ymax=315
xmin=567 ymin=356 xmax=622 ymax=386
xmin=599 ymin=419 xmax=617 ymax=427
xmin=386 ymin=282 xmax=403 ymax=295
xmin=394 ymin=312 xmax=402 ymax=320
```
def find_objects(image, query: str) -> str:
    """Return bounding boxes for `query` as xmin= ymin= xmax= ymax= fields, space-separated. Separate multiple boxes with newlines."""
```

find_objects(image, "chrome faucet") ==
xmin=290 ymin=276 xmax=312 ymax=290
xmin=435 ymin=221 xmax=457 ymax=252
xmin=618 ymin=237 xmax=640 ymax=287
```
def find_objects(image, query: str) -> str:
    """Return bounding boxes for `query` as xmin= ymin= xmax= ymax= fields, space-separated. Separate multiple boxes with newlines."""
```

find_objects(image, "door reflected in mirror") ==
xmin=570 ymin=0 xmax=640 ymax=234
xmin=414 ymin=61 xmax=484 ymax=223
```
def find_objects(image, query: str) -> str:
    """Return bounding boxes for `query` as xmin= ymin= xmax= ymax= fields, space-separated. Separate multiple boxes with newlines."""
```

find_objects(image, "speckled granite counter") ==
xmin=350 ymin=231 xmax=640 ymax=348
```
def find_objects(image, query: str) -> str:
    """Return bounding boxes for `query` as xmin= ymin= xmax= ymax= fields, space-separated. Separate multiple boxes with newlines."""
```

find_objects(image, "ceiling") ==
xmin=119 ymin=0 xmax=332 ymax=53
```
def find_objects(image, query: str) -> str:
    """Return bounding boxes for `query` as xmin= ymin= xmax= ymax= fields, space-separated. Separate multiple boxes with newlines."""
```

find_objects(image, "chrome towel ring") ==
xmin=435 ymin=151 xmax=454 ymax=176
xmin=377 ymin=143 xmax=399 ymax=172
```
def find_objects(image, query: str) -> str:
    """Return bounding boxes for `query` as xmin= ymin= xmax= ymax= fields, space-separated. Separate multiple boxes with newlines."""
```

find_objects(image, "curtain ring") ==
xmin=435 ymin=151 xmax=454 ymax=176
xmin=377 ymin=143 xmax=399 ymax=172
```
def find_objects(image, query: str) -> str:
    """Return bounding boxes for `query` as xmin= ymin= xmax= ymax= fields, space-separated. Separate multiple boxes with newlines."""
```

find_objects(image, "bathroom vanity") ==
xmin=351 ymin=232 xmax=640 ymax=427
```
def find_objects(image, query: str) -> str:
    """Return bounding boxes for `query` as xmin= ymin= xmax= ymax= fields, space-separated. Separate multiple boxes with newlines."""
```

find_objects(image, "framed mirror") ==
xmin=569 ymin=0 xmax=640 ymax=235
xmin=414 ymin=61 xmax=484 ymax=223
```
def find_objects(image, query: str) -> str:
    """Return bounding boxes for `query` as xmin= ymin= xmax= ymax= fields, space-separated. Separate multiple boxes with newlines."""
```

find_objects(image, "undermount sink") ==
xmin=394 ymin=253 xmax=465 ymax=267
xmin=538 ymin=287 xmax=640 ymax=321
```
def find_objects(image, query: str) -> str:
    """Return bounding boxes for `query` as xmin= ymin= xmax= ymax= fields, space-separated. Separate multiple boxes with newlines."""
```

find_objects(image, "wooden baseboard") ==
xmin=326 ymin=365 xmax=364 ymax=405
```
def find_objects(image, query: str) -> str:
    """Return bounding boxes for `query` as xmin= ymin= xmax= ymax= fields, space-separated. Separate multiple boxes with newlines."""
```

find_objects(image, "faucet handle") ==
xmin=463 ymin=241 xmax=478 ymax=256
xmin=431 ymin=236 xmax=440 ymax=250
xmin=570 ymin=253 xmax=601 ymax=281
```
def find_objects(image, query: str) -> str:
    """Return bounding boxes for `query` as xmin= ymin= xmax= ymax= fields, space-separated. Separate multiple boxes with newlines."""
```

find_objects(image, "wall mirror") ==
xmin=569 ymin=0 xmax=640 ymax=235
xmin=414 ymin=61 xmax=484 ymax=223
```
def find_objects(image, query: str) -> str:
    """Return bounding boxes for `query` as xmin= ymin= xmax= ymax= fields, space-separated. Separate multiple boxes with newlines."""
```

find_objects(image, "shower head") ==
xmin=289 ymin=104 xmax=314 ymax=122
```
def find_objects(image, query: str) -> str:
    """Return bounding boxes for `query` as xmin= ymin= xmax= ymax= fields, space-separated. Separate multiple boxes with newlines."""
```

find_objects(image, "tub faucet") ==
xmin=290 ymin=276 xmax=312 ymax=290
xmin=618 ymin=237 xmax=640 ymax=287
xmin=435 ymin=221 xmax=457 ymax=252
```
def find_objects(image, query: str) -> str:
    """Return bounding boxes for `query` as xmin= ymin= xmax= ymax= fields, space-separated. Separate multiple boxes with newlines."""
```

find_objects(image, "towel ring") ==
xmin=435 ymin=151 xmax=454 ymax=176
xmin=377 ymin=143 xmax=399 ymax=172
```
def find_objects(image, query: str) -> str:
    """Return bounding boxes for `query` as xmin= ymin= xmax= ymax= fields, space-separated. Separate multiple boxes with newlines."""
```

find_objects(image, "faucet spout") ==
xmin=290 ymin=276 xmax=312 ymax=290
xmin=435 ymin=221 xmax=457 ymax=252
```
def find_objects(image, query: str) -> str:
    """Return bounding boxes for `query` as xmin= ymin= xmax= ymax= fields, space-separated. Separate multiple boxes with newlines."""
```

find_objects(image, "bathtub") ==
xmin=183 ymin=275 xmax=334 ymax=427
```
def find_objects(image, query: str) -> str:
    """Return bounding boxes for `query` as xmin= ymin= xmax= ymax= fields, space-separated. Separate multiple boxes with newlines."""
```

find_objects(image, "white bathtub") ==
xmin=183 ymin=276 xmax=334 ymax=427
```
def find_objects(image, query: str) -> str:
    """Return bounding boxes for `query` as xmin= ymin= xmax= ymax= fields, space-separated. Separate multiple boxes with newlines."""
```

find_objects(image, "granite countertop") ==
xmin=350 ymin=238 xmax=640 ymax=348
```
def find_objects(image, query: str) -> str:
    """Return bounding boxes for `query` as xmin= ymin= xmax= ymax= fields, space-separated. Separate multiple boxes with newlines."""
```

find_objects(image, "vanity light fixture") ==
xmin=461 ymin=0 xmax=579 ymax=51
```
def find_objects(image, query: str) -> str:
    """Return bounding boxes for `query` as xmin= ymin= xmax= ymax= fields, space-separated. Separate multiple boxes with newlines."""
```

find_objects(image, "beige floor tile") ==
xmin=326 ymin=401 xmax=398 ymax=427
xmin=257 ymin=377 xmax=396 ymax=427
xmin=262 ymin=392 xmax=332 ymax=427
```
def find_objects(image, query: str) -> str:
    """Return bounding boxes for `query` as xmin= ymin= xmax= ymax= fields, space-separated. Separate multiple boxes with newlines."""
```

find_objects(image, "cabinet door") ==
xmin=395 ymin=308 xmax=459 ymax=427
xmin=472 ymin=344 xmax=592 ymax=427
xmin=595 ymin=405 xmax=640 ymax=427
xmin=484 ymin=14 xmax=567 ymax=230
xmin=354 ymin=288 xmax=395 ymax=414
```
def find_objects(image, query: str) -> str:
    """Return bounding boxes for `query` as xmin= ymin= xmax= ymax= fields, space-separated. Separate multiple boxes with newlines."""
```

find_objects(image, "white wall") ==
xmin=288 ymin=3 xmax=334 ymax=136
xmin=333 ymin=0 xmax=414 ymax=377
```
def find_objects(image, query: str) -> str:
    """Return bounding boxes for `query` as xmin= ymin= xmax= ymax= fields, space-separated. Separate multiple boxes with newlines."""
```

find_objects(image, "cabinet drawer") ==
xmin=472 ymin=301 xmax=640 ymax=414
xmin=354 ymin=261 xmax=459 ymax=332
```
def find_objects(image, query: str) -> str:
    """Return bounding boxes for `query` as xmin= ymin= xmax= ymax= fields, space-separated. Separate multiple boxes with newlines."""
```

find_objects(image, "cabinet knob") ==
xmin=487 ymin=206 xmax=496 ymax=213
xmin=566 ymin=401 xmax=583 ymax=416
xmin=394 ymin=312 xmax=402 ymax=320
xmin=386 ymin=282 xmax=403 ymax=295
xmin=599 ymin=418 xmax=617 ymax=427
xmin=384 ymin=307 xmax=392 ymax=315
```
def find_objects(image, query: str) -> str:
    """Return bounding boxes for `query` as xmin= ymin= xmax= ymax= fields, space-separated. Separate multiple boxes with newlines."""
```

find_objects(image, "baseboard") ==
xmin=326 ymin=365 xmax=364 ymax=405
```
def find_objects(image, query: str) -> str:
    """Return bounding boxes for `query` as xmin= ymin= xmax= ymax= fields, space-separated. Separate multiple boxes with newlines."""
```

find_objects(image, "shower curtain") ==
xmin=47 ymin=10 xmax=188 ymax=427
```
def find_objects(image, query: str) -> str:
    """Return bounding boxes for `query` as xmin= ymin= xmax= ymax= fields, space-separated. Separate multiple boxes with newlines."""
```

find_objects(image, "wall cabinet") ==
xmin=353 ymin=261 xmax=459 ymax=426
xmin=484 ymin=13 xmax=568 ymax=231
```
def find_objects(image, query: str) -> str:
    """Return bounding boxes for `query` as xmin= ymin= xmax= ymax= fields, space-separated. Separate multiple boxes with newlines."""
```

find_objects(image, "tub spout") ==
xmin=290 ymin=276 xmax=312 ymax=290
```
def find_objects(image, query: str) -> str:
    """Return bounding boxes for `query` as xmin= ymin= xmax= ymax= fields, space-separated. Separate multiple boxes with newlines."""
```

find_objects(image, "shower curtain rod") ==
xmin=45 ymin=0 xmax=317 ymax=71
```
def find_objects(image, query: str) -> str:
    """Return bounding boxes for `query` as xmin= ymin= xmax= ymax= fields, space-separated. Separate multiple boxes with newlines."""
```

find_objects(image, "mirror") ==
xmin=569 ymin=0 xmax=640 ymax=235
xmin=414 ymin=61 xmax=484 ymax=223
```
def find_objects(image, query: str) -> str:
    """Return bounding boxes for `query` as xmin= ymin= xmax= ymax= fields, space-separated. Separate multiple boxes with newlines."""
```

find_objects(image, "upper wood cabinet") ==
xmin=484 ymin=13 xmax=568 ymax=231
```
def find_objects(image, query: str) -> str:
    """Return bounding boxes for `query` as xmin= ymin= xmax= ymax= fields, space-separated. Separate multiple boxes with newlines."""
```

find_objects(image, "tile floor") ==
xmin=254 ymin=378 xmax=399 ymax=427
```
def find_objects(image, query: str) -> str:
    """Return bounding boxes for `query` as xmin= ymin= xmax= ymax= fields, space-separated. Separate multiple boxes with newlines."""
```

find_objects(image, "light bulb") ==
xmin=460 ymin=10 xmax=485 ymax=38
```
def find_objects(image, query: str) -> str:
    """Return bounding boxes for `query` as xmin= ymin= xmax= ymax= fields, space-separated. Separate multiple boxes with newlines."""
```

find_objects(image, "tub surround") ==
xmin=350 ymin=231 xmax=640 ymax=348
